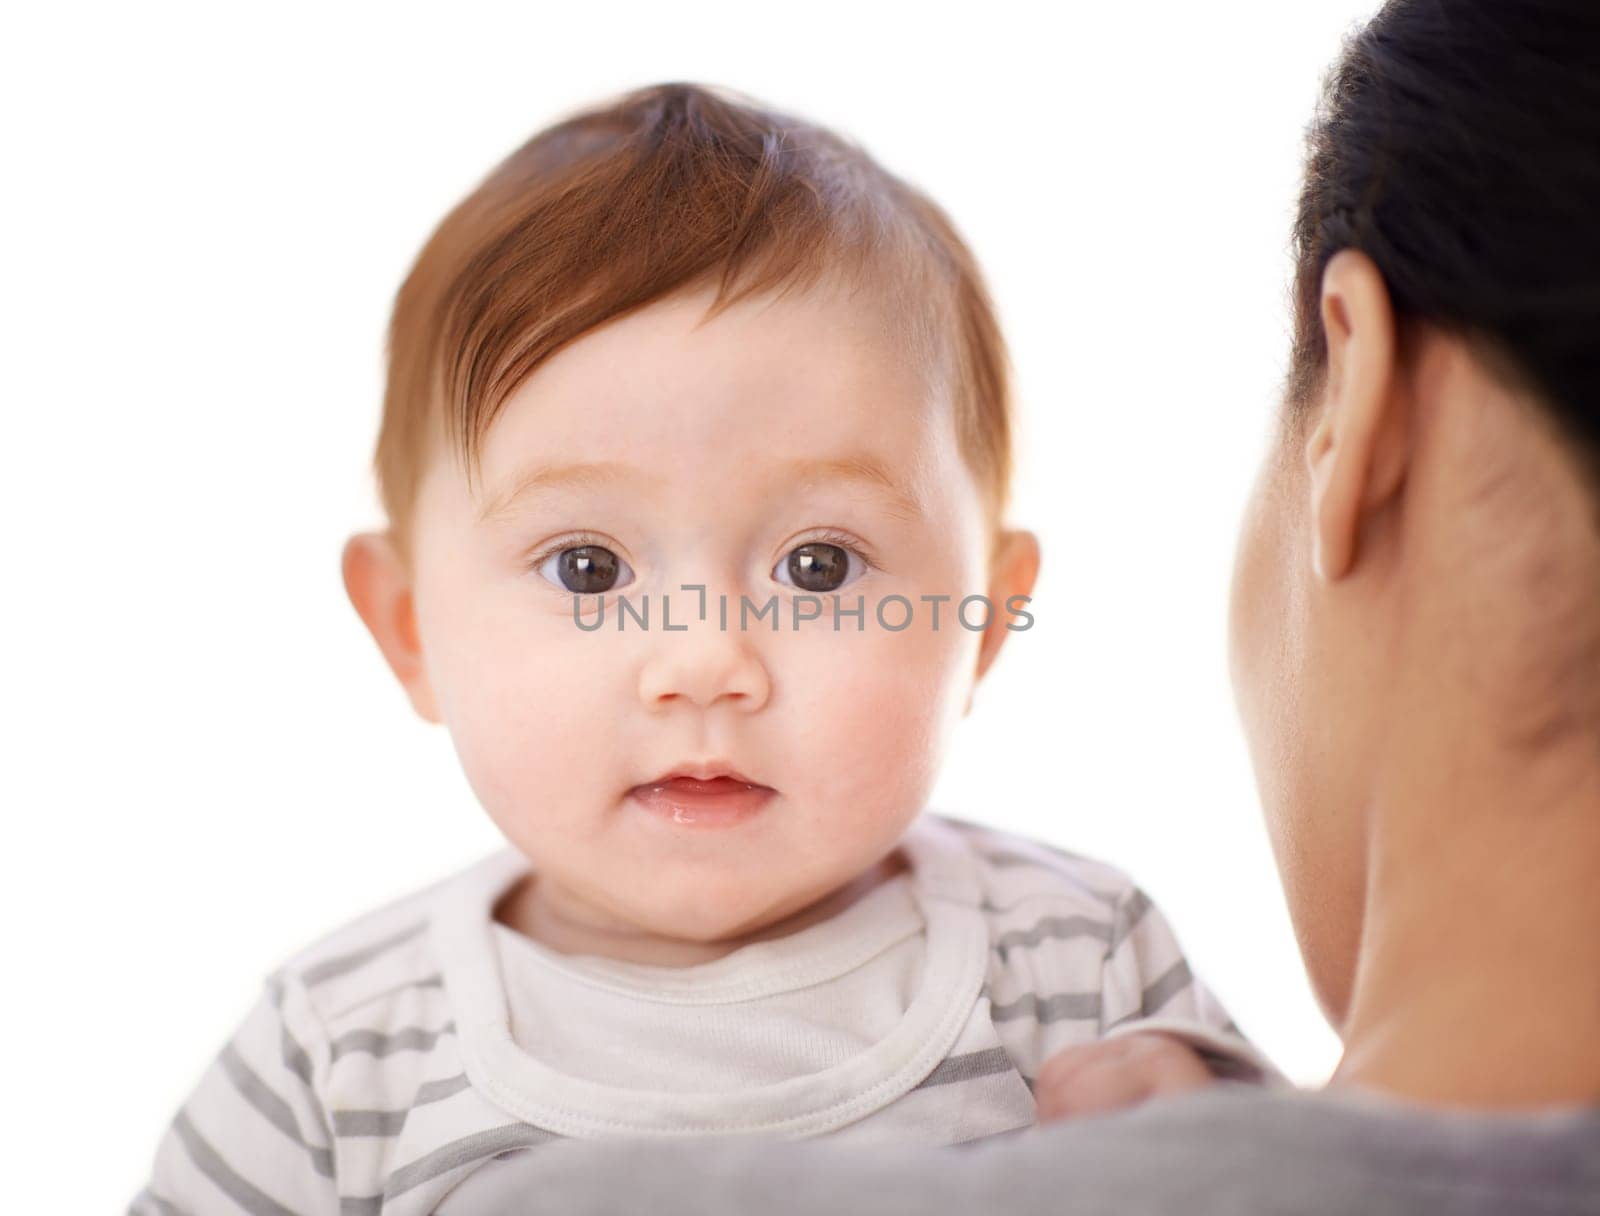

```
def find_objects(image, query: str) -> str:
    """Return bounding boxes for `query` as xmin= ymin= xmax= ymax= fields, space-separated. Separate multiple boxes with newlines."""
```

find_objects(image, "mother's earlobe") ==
xmin=1306 ymin=250 xmax=1409 ymax=582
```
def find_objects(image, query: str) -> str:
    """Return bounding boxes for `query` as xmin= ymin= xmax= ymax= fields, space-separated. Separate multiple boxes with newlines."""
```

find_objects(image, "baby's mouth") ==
xmin=627 ymin=775 xmax=776 ymax=828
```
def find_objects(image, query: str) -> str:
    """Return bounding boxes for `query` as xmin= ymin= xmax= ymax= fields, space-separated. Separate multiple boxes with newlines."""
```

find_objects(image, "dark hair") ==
xmin=1288 ymin=0 xmax=1600 ymax=464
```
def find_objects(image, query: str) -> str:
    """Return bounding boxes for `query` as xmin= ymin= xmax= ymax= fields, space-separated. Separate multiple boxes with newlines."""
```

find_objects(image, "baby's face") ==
xmin=402 ymin=278 xmax=1002 ymax=944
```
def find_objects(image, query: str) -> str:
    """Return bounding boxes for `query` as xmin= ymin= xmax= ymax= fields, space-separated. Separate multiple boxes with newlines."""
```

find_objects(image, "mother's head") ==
xmin=1228 ymin=0 xmax=1600 ymax=1037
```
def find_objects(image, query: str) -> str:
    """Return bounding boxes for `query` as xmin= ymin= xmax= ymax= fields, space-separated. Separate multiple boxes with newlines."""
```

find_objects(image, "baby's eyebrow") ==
xmin=782 ymin=454 xmax=924 ymax=524
xmin=476 ymin=460 xmax=649 ymax=524
xmin=477 ymin=452 xmax=924 ymax=525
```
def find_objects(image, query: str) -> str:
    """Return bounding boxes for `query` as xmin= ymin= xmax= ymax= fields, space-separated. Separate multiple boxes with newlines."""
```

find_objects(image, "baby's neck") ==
xmin=494 ymin=850 xmax=907 ymax=967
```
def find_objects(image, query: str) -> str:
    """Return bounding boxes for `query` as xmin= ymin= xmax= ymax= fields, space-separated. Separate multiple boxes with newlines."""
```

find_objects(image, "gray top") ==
xmin=436 ymin=1083 xmax=1600 ymax=1214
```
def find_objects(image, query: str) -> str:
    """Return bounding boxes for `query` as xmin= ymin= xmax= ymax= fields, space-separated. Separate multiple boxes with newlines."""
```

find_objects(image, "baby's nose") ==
xmin=636 ymin=617 xmax=771 ymax=713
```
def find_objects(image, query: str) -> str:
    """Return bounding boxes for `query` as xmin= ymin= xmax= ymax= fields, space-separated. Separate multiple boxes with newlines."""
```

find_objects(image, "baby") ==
xmin=132 ymin=82 xmax=1274 ymax=1214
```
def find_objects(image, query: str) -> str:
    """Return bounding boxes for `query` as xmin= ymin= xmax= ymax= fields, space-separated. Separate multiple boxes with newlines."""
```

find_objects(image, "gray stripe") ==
xmin=318 ymin=1078 xmax=472 ymax=1145
xmin=976 ymin=850 xmax=1120 ymax=904
xmin=416 ymin=1072 xmax=474 ymax=1105
xmin=1107 ymin=888 xmax=1154 ymax=955
xmin=266 ymin=975 xmax=315 ymax=1087
xmin=302 ymin=921 xmax=429 ymax=987
xmin=914 ymin=1047 xmax=1017 ymax=1089
xmin=280 ymin=1023 xmax=314 ymax=1087
xmin=1140 ymin=958 xmax=1194 ymax=1016
xmin=219 ymin=1044 xmax=335 ymax=1177
xmin=264 ymin=975 xmax=337 ymax=1149
xmin=993 ymin=914 xmax=1114 ymax=962
xmin=334 ymin=1108 xmax=409 ymax=1137
xmin=172 ymin=1110 xmax=299 ymax=1216
xmin=341 ymin=1198 xmax=382 ymax=1216
xmin=330 ymin=1020 xmax=456 ymax=1061
xmin=382 ymin=1124 xmax=557 ymax=1201
xmin=989 ymin=989 xmax=1103 ymax=1024
xmin=128 ymin=1190 xmax=184 ymax=1216
xmin=1105 ymin=958 xmax=1198 ymax=1030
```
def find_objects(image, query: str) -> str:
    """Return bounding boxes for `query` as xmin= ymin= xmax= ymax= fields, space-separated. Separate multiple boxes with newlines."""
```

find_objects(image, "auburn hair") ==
xmin=373 ymin=81 xmax=1012 ymax=559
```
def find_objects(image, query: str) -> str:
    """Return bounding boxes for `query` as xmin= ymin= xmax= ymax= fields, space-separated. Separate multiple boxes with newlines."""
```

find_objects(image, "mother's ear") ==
xmin=1306 ymin=250 xmax=1412 ymax=582
xmin=341 ymin=532 xmax=442 ymax=723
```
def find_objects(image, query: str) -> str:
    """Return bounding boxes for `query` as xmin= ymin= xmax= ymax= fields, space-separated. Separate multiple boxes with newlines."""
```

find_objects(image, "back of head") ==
xmin=374 ymin=82 xmax=1011 ymax=559
xmin=1287 ymin=0 xmax=1600 ymax=482
xmin=1284 ymin=0 xmax=1600 ymax=745
xmin=1232 ymin=2 xmax=1600 ymax=1042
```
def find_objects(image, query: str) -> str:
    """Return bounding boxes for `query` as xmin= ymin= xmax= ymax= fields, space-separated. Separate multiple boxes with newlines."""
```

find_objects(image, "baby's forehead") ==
xmin=475 ymin=279 xmax=958 ymax=471
xmin=455 ymin=360 xmax=966 ymax=541
xmin=472 ymin=416 xmax=954 ymax=535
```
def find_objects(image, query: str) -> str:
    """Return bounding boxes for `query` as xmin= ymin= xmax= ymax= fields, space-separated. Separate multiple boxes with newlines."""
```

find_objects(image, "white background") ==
xmin=3 ymin=1 xmax=1376 ymax=1204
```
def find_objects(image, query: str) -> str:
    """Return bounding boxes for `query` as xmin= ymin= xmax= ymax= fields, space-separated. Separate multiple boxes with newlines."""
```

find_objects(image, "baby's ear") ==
xmin=341 ymin=532 xmax=441 ymax=723
xmin=971 ymin=527 xmax=1041 ymax=695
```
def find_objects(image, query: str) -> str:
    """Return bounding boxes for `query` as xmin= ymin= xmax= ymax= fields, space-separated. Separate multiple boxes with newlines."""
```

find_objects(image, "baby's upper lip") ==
xmin=635 ymin=762 xmax=772 ymax=789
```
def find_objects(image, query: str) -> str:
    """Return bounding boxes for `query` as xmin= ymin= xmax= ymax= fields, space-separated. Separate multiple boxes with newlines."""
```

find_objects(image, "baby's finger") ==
xmin=1140 ymin=1036 xmax=1214 ymax=1096
xmin=1035 ymin=1057 xmax=1152 ymax=1122
xmin=1034 ymin=1038 xmax=1133 ymax=1091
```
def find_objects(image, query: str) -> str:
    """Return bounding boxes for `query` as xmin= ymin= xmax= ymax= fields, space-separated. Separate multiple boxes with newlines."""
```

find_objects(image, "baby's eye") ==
xmin=772 ymin=542 xmax=865 ymax=594
xmin=537 ymin=544 xmax=634 ymax=594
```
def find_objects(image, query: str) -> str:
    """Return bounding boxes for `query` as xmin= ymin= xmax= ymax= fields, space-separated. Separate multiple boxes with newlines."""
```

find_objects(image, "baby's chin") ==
xmin=486 ymin=795 xmax=917 ymax=951
xmin=618 ymin=881 xmax=823 ymax=948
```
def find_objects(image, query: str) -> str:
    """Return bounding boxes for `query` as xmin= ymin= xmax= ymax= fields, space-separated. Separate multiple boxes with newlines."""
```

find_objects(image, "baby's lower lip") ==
xmin=628 ymin=777 xmax=776 ymax=828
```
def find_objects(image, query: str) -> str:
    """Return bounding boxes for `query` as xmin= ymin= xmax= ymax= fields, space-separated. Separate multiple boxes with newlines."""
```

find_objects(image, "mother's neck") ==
xmin=1330 ymin=375 xmax=1600 ymax=1108
xmin=1333 ymin=721 xmax=1600 ymax=1107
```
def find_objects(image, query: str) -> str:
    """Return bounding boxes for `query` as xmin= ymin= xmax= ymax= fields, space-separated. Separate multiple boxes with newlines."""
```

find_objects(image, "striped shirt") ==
xmin=130 ymin=812 xmax=1270 ymax=1215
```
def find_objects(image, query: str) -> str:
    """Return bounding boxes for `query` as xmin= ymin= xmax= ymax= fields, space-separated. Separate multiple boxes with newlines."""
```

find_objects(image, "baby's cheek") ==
xmin=442 ymin=621 xmax=623 ymax=837
xmin=787 ymin=623 xmax=967 ymax=821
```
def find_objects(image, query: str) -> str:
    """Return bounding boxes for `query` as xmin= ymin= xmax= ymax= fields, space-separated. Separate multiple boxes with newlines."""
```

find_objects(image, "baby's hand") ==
xmin=1033 ymin=1031 xmax=1214 ymax=1122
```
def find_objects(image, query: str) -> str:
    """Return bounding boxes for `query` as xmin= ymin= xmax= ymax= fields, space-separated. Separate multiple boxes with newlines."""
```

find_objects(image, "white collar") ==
xmin=431 ymin=813 xmax=988 ymax=1138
